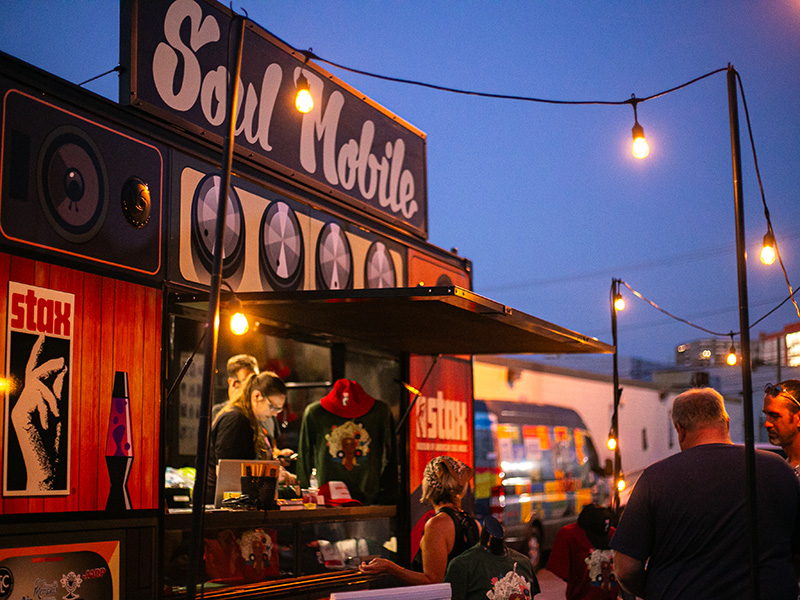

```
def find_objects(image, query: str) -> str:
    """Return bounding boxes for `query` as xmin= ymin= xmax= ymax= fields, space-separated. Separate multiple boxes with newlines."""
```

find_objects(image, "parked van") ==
xmin=473 ymin=399 xmax=604 ymax=567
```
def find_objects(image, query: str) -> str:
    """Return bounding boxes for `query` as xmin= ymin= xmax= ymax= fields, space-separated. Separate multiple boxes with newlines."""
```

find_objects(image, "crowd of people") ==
xmin=205 ymin=352 xmax=800 ymax=599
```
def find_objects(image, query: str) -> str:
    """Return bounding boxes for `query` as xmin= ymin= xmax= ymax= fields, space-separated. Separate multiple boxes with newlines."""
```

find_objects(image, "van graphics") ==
xmin=3 ymin=282 xmax=74 ymax=496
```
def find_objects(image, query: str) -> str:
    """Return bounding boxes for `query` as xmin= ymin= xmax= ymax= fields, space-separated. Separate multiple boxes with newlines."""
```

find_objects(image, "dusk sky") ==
xmin=2 ymin=1 xmax=799 ymax=365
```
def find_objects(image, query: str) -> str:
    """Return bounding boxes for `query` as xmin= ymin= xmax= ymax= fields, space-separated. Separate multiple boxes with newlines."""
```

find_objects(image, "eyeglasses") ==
xmin=764 ymin=383 xmax=800 ymax=408
xmin=253 ymin=394 xmax=286 ymax=414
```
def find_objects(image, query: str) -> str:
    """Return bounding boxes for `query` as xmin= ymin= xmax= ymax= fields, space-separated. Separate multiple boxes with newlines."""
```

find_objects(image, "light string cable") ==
xmin=619 ymin=279 xmax=799 ymax=339
xmin=732 ymin=70 xmax=800 ymax=319
xmin=297 ymin=48 xmax=797 ymax=321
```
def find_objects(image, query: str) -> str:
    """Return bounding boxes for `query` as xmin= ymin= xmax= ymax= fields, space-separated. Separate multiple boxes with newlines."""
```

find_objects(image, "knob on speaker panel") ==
xmin=121 ymin=177 xmax=151 ymax=228
xmin=259 ymin=200 xmax=304 ymax=291
xmin=315 ymin=222 xmax=353 ymax=290
xmin=36 ymin=125 xmax=108 ymax=243
xmin=190 ymin=173 xmax=245 ymax=279
xmin=365 ymin=240 xmax=397 ymax=289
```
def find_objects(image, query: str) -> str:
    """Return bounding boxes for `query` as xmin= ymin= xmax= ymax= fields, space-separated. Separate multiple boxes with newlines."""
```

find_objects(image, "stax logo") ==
xmin=0 ymin=567 xmax=13 ymax=599
xmin=9 ymin=287 xmax=72 ymax=337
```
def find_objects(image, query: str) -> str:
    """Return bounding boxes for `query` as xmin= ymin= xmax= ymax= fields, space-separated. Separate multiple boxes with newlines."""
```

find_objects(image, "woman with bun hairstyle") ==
xmin=206 ymin=371 xmax=287 ymax=491
xmin=359 ymin=455 xmax=480 ymax=585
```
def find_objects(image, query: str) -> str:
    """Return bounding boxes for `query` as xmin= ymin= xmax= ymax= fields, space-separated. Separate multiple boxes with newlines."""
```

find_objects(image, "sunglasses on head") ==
xmin=765 ymin=383 xmax=800 ymax=407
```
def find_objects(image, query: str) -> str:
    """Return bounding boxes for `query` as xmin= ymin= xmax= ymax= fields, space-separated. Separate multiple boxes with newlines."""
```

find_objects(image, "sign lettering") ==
xmin=128 ymin=0 xmax=427 ymax=236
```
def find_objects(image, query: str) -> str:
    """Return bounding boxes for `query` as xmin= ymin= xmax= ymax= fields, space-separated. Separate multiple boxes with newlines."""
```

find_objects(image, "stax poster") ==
xmin=3 ymin=282 xmax=74 ymax=496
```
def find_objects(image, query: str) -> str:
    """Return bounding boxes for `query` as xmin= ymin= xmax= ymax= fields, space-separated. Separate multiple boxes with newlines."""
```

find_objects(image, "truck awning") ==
xmin=173 ymin=285 xmax=612 ymax=356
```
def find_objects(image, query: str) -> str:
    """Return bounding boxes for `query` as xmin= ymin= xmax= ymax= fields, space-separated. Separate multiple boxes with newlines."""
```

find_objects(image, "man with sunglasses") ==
xmin=764 ymin=380 xmax=800 ymax=478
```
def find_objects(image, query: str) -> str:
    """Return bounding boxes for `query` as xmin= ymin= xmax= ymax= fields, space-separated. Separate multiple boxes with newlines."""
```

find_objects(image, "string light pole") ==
xmin=609 ymin=278 xmax=624 ymax=513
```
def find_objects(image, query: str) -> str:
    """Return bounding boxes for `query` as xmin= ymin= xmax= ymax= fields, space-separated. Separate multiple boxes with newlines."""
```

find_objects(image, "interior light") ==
xmin=295 ymin=72 xmax=313 ymax=113
xmin=760 ymin=231 xmax=776 ymax=265
xmin=228 ymin=296 xmax=249 ymax=336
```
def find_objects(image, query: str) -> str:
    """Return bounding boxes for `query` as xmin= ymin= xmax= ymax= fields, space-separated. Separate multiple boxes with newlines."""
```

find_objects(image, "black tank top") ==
xmin=411 ymin=506 xmax=479 ymax=572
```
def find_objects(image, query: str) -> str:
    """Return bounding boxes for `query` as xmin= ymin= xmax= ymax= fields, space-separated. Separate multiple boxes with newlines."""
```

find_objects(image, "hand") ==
xmin=10 ymin=334 xmax=68 ymax=492
xmin=359 ymin=557 xmax=394 ymax=575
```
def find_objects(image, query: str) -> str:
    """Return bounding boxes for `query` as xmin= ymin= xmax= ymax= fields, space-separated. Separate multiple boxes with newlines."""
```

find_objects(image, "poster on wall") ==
xmin=0 ymin=540 xmax=120 ymax=600
xmin=3 ymin=282 xmax=74 ymax=496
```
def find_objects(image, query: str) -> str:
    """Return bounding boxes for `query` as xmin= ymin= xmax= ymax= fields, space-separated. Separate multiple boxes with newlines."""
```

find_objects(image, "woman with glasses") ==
xmin=206 ymin=371 xmax=287 ymax=492
xmin=763 ymin=380 xmax=800 ymax=478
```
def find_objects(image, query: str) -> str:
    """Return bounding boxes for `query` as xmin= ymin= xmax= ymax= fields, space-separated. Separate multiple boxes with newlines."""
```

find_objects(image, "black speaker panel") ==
xmin=0 ymin=88 xmax=163 ymax=277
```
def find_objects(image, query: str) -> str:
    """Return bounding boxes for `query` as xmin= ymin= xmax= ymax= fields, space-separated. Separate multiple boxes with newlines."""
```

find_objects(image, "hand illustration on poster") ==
xmin=8 ymin=334 xmax=69 ymax=493
xmin=3 ymin=281 xmax=74 ymax=496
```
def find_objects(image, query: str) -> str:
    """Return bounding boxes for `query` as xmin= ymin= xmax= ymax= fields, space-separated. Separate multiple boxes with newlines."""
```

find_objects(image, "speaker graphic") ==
xmin=0 ymin=86 xmax=163 ymax=276
xmin=315 ymin=221 xmax=353 ymax=290
xmin=37 ymin=125 xmax=109 ymax=243
xmin=190 ymin=173 xmax=245 ymax=279
xmin=259 ymin=200 xmax=304 ymax=291
xmin=365 ymin=240 xmax=397 ymax=289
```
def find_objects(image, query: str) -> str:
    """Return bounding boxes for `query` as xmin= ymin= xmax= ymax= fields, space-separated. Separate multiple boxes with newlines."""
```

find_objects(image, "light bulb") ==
xmin=617 ymin=477 xmax=626 ymax=492
xmin=614 ymin=295 xmax=625 ymax=312
xmin=631 ymin=122 xmax=649 ymax=159
xmin=607 ymin=437 xmax=617 ymax=451
xmin=230 ymin=311 xmax=249 ymax=336
xmin=726 ymin=343 xmax=737 ymax=366
xmin=761 ymin=232 xmax=776 ymax=265
xmin=295 ymin=72 xmax=313 ymax=113
xmin=632 ymin=136 xmax=649 ymax=159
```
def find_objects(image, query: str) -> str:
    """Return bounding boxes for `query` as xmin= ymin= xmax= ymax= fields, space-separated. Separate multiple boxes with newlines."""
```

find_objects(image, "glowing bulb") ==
xmin=614 ymin=295 xmax=625 ymax=312
xmin=726 ymin=342 xmax=737 ymax=366
xmin=295 ymin=72 xmax=313 ymax=113
xmin=607 ymin=437 xmax=617 ymax=451
xmin=761 ymin=232 xmax=776 ymax=265
xmin=617 ymin=477 xmax=626 ymax=492
xmin=230 ymin=311 xmax=249 ymax=335
xmin=631 ymin=121 xmax=649 ymax=159
xmin=632 ymin=136 xmax=649 ymax=159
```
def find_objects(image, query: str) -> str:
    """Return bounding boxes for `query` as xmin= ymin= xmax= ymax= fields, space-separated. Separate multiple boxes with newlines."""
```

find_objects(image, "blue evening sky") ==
xmin=1 ymin=1 xmax=799 ymax=364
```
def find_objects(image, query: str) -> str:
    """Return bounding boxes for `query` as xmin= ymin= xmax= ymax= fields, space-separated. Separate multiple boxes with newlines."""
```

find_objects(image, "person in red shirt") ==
xmin=546 ymin=502 xmax=619 ymax=600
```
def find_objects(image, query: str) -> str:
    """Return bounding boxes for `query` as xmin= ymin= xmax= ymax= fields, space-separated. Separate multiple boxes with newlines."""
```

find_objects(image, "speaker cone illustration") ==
xmin=36 ymin=125 xmax=109 ymax=243
xmin=315 ymin=222 xmax=353 ymax=290
xmin=365 ymin=240 xmax=397 ymax=289
xmin=259 ymin=200 xmax=304 ymax=291
xmin=190 ymin=173 xmax=245 ymax=278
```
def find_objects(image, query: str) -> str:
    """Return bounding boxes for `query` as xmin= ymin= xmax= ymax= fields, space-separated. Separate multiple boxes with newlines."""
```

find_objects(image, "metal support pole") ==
xmin=728 ymin=64 xmax=758 ymax=599
xmin=186 ymin=15 xmax=246 ymax=600
xmin=610 ymin=278 xmax=621 ymax=513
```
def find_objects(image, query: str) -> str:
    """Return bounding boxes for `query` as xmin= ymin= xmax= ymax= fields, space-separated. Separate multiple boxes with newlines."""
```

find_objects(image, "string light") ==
xmin=630 ymin=97 xmax=649 ymax=159
xmin=295 ymin=71 xmax=313 ymax=113
xmin=726 ymin=333 xmax=738 ymax=366
xmin=607 ymin=429 xmax=618 ymax=451
xmin=227 ymin=295 xmax=249 ymax=336
xmin=614 ymin=293 xmax=625 ymax=312
xmin=760 ymin=231 xmax=776 ymax=265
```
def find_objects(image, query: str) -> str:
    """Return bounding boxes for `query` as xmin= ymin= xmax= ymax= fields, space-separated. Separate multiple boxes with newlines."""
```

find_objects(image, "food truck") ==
xmin=0 ymin=1 xmax=611 ymax=598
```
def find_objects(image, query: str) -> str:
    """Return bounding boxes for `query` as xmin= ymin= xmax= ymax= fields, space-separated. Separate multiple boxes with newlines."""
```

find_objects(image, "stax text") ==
xmin=152 ymin=0 xmax=419 ymax=221
xmin=415 ymin=390 xmax=468 ymax=442
xmin=9 ymin=287 xmax=72 ymax=337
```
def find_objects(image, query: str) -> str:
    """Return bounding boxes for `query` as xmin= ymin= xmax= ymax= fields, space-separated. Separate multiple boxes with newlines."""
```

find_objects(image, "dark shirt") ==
xmin=611 ymin=443 xmax=800 ymax=599
xmin=206 ymin=406 xmax=254 ymax=491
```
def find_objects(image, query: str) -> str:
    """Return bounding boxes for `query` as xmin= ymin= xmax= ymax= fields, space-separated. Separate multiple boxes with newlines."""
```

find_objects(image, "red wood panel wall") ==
xmin=0 ymin=253 xmax=161 ymax=514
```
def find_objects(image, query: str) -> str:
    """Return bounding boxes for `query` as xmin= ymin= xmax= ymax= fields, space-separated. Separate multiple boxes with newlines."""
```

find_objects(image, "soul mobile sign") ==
xmin=124 ymin=0 xmax=429 ymax=237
